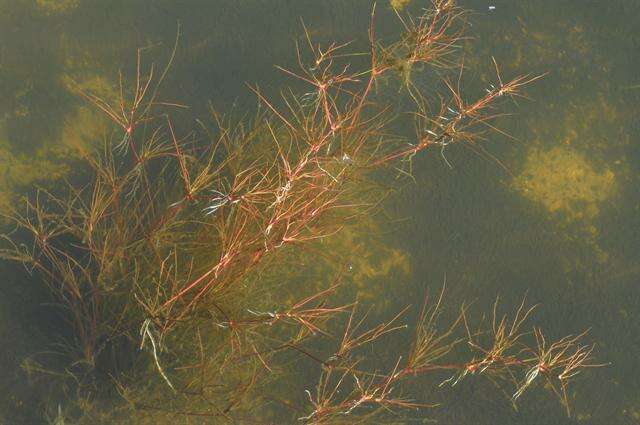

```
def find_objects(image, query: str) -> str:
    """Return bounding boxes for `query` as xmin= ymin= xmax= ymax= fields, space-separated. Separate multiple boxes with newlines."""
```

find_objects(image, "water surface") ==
xmin=0 ymin=0 xmax=638 ymax=423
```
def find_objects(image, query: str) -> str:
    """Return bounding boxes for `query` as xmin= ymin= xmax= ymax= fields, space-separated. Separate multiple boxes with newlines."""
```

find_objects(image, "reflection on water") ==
xmin=0 ymin=0 xmax=638 ymax=423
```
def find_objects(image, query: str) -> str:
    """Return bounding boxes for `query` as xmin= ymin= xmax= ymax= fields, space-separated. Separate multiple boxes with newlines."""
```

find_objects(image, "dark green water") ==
xmin=1 ymin=0 xmax=638 ymax=423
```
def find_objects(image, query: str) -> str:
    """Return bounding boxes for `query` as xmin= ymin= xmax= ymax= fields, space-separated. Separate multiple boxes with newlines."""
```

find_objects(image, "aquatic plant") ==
xmin=0 ymin=1 xmax=601 ymax=422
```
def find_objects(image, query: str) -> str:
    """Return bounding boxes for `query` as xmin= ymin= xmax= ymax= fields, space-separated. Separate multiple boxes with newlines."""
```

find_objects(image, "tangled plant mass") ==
xmin=0 ymin=1 xmax=602 ymax=422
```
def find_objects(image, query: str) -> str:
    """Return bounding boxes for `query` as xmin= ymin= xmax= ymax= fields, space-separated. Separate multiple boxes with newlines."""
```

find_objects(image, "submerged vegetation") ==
xmin=513 ymin=145 xmax=615 ymax=224
xmin=35 ymin=0 xmax=81 ymax=16
xmin=0 ymin=1 xmax=603 ymax=423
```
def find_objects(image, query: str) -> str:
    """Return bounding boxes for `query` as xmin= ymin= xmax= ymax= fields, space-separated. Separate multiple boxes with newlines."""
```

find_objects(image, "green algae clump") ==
xmin=35 ymin=0 xmax=80 ymax=15
xmin=513 ymin=145 xmax=615 ymax=222
xmin=390 ymin=0 xmax=412 ymax=11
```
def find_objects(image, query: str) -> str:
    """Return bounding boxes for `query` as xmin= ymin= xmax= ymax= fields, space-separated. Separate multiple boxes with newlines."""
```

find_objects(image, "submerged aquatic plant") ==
xmin=0 ymin=1 xmax=602 ymax=422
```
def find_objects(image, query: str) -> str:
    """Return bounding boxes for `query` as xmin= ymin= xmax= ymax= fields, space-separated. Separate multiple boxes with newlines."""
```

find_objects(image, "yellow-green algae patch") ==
xmin=389 ymin=0 xmax=412 ymax=10
xmin=0 ymin=132 xmax=69 ymax=215
xmin=0 ymin=2 xmax=120 ymax=220
xmin=0 ymin=102 xmax=110 ymax=218
xmin=35 ymin=0 xmax=80 ymax=15
xmin=260 ymin=214 xmax=412 ymax=315
xmin=313 ymin=218 xmax=412 ymax=311
xmin=512 ymin=144 xmax=618 ymax=266
xmin=513 ymin=145 xmax=615 ymax=222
